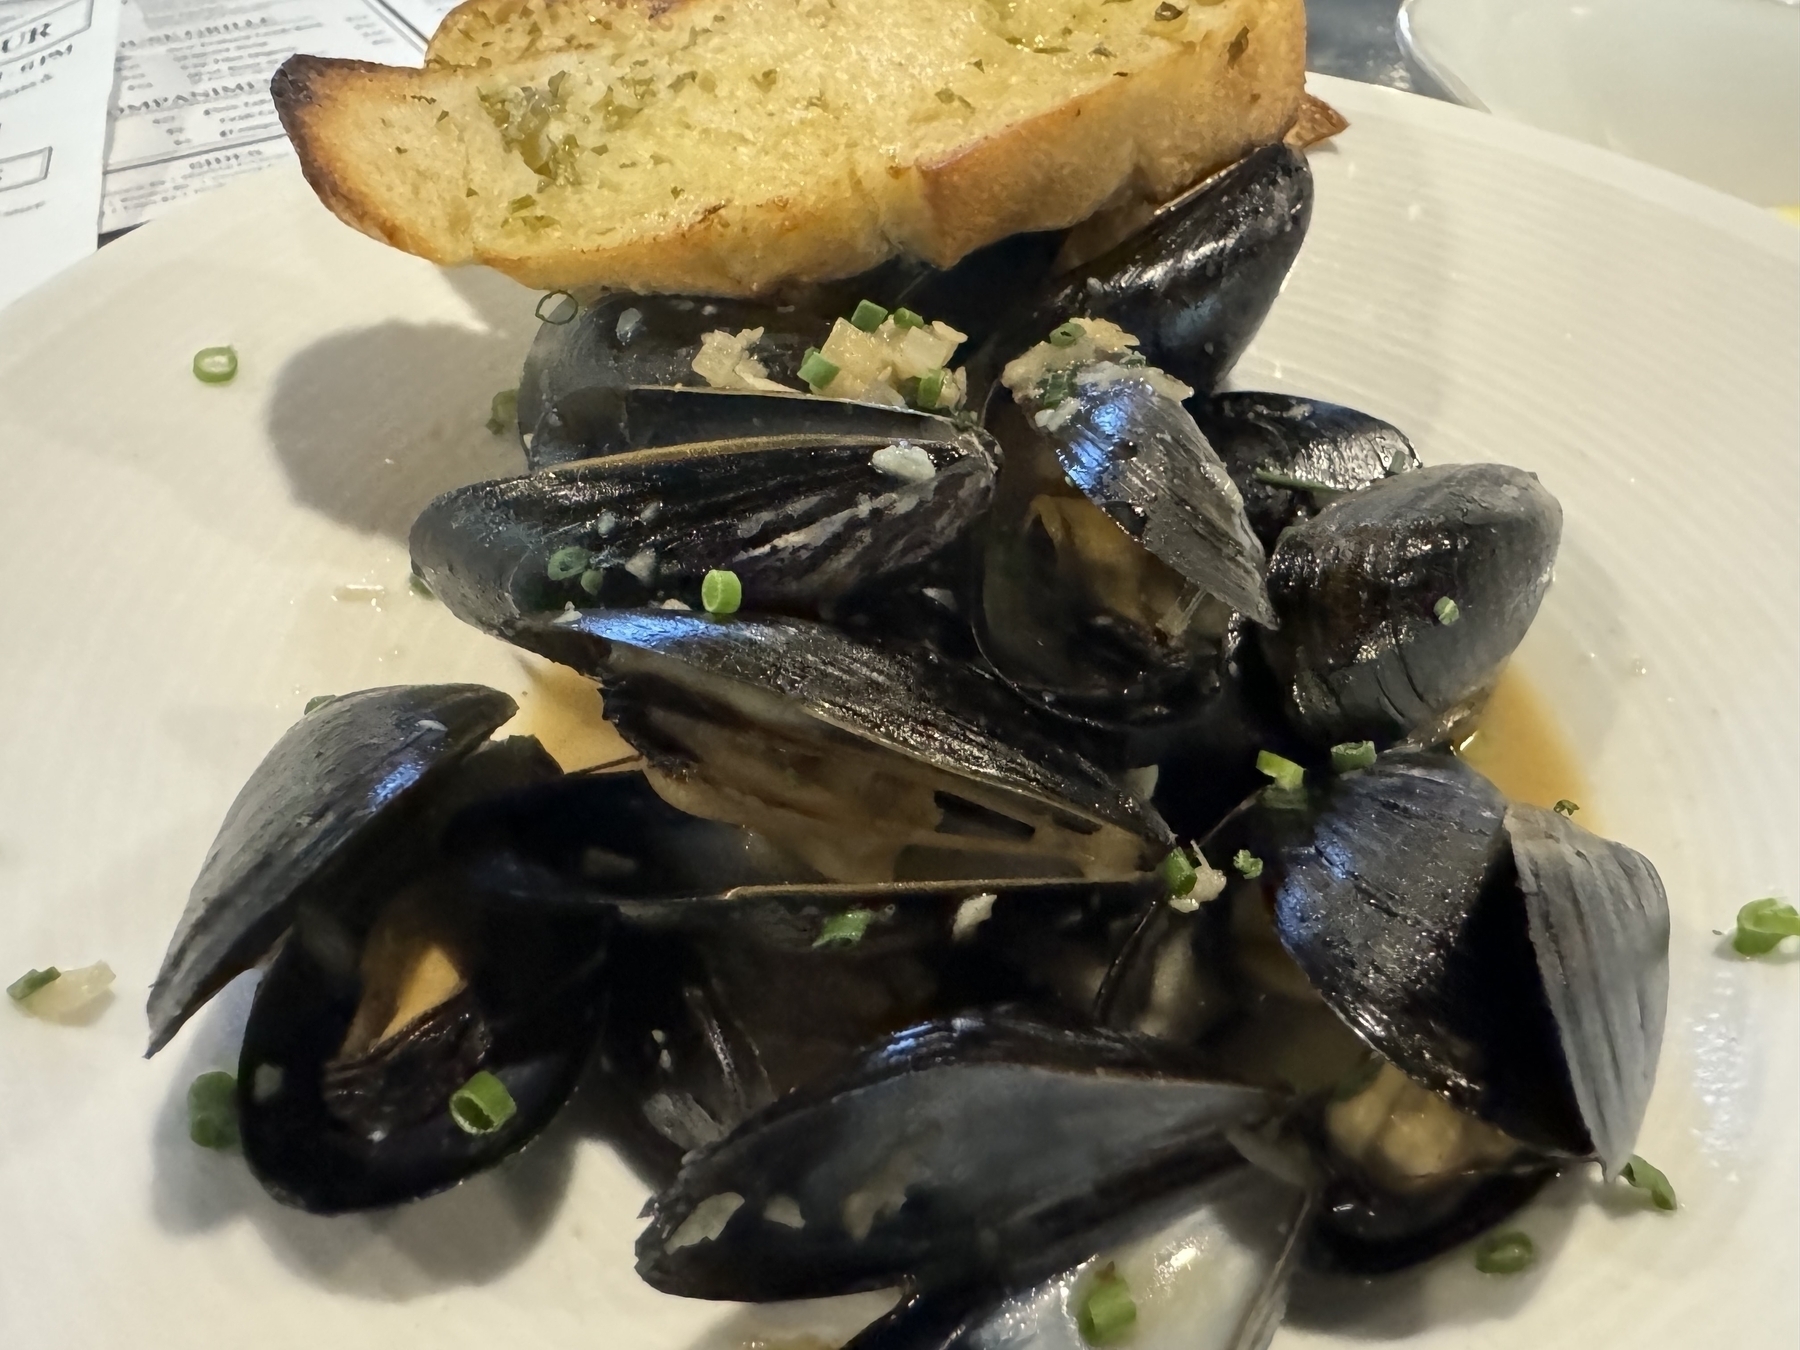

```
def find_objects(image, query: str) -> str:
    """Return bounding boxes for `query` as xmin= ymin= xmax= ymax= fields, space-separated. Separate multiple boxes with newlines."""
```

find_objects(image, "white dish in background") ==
xmin=0 ymin=75 xmax=1796 ymax=1350
xmin=1399 ymin=0 xmax=1800 ymax=207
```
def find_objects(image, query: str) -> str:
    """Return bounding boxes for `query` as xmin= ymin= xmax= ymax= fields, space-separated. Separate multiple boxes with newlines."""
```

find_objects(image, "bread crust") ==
xmin=274 ymin=0 xmax=1306 ymax=295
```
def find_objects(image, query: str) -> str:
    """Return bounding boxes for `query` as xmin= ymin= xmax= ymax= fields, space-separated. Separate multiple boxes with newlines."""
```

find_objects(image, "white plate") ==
xmin=1398 ymin=0 xmax=1800 ymax=207
xmin=1 ymin=75 xmax=1796 ymax=1350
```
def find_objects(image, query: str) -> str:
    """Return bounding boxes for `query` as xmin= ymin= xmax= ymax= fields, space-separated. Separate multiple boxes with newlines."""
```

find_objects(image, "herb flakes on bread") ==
xmin=273 ymin=0 xmax=1305 ymax=296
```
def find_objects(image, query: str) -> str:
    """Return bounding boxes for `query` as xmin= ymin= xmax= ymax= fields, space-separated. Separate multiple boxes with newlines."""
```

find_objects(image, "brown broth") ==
xmin=1457 ymin=666 xmax=1594 ymax=825
xmin=504 ymin=656 xmax=637 ymax=772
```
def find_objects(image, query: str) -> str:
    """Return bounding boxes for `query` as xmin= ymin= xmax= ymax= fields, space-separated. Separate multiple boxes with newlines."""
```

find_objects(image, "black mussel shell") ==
xmin=590 ymin=874 xmax=1160 ymax=1177
xmin=518 ymin=295 xmax=824 ymax=459
xmin=1306 ymin=1155 xmax=1559 ymax=1276
xmin=635 ymin=1011 xmax=1277 ymax=1301
xmin=410 ymin=427 xmax=997 ymax=634
xmin=1191 ymin=392 xmax=1422 ymax=551
xmin=844 ymin=1161 xmax=1314 ymax=1350
xmin=1260 ymin=462 xmax=1563 ymax=748
xmin=973 ymin=365 xmax=1273 ymax=755
xmin=230 ymin=735 xmax=605 ymax=1211
xmin=511 ymin=609 xmax=1171 ymax=881
xmin=1252 ymin=752 xmax=1588 ymax=1155
xmin=1506 ymin=803 xmax=1669 ymax=1176
xmin=992 ymin=144 xmax=1312 ymax=393
xmin=145 ymin=685 xmax=517 ymax=1056
xmin=999 ymin=370 xmax=1273 ymax=627
xmin=237 ymin=878 xmax=609 ymax=1213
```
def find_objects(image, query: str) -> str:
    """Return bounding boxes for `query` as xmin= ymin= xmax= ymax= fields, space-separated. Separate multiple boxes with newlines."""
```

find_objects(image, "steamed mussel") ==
xmin=144 ymin=125 xmax=1675 ymax=1349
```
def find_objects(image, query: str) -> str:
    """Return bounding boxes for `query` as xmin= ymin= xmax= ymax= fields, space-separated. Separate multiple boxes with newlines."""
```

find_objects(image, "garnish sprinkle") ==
xmin=1256 ymin=750 xmax=1305 ymax=792
xmin=1077 ymin=1263 xmax=1137 ymax=1345
xmin=1732 ymin=898 xmax=1800 ymax=956
xmin=1473 ymin=1230 xmax=1535 ymax=1275
xmin=449 ymin=1070 xmax=517 ymax=1134
xmin=188 ymin=1071 xmax=240 ymax=1150
xmin=192 ymin=346 xmax=238 ymax=384
xmin=1620 ymin=1154 xmax=1677 ymax=1211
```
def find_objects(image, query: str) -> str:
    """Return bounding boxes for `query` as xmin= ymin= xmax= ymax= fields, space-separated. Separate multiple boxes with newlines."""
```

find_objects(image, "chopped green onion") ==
xmin=1434 ymin=596 xmax=1461 ymax=625
xmin=8 ymin=967 xmax=59 ymax=1002
xmin=1386 ymin=447 xmax=1411 ymax=475
xmin=579 ymin=568 xmax=607 ymax=595
xmin=1330 ymin=740 xmax=1377 ymax=772
xmin=408 ymin=573 xmax=435 ymax=600
xmin=1047 ymin=321 xmax=1084 ymax=347
xmin=1255 ymin=750 xmax=1305 ymax=792
xmin=1159 ymin=848 xmax=1198 ymax=898
xmin=798 ymin=348 xmax=840 ymax=389
xmin=1233 ymin=849 xmax=1263 ymax=879
xmin=547 ymin=546 xmax=590 ymax=581
xmin=915 ymin=368 xmax=947 ymax=409
xmin=192 ymin=346 xmax=238 ymax=384
xmin=1732 ymin=897 xmax=1800 ymax=956
xmin=486 ymin=388 xmax=518 ymax=435
xmin=536 ymin=291 xmax=578 ymax=324
xmin=303 ymin=694 xmax=336 ymax=714
xmin=1076 ymin=1264 xmax=1137 ymax=1345
xmin=814 ymin=908 xmax=876 ymax=947
xmin=1473 ymin=1230 xmax=1535 ymax=1275
xmin=188 ymin=1070 xmax=240 ymax=1150
xmin=1553 ymin=799 xmax=1580 ymax=816
xmin=449 ymin=1069 xmax=517 ymax=1134
xmin=1620 ymin=1155 xmax=1677 ymax=1211
xmin=850 ymin=299 xmax=889 ymax=332
xmin=701 ymin=568 xmax=743 ymax=615
xmin=891 ymin=307 xmax=925 ymax=330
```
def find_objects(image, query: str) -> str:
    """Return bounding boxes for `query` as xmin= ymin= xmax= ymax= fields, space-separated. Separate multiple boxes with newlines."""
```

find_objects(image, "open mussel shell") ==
xmin=1250 ymin=751 xmax=1667 ymax=1173
xmin=1004 ymin=373 xmax=1273 ymax=627
xmin=635 ymin=1011 xmax=1278 ymax=1301
xmin=511 ymin=609 xmax=1171 ymax=882
xmin=972 ymin=365 xmax=1273 ymax=753
xmin=1506 ymin=802 xmax=1669 ymax=1176
xmin=1250 ymin=752 xmax=1587 ymax=1154
xmin=1190 ymin=392 xmax=1423 ymax=551
xmin=144 ymin=684 xmax=517 ymax=1056
xmin=410 ymin=425 xmax=998 ymax=634
xmin=993 ymin=144 xmax=1312 ymax=395
xmin=237 ymin=867 xmax=609 ymax=1213
xmin=517 ymin=294 xmax=824 ymax=459
xmin=1260 ymin=462 xmax=1563 ymax=749
xmin=845 ymin=1161 xmax=1315 ymax=1350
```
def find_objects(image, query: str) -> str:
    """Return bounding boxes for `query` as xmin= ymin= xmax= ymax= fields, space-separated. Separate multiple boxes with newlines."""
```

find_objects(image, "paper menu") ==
xmin=101 ymin=0 xmax=460 ymax=233
xmin=0 ymin=0 xmax=124 ymax=310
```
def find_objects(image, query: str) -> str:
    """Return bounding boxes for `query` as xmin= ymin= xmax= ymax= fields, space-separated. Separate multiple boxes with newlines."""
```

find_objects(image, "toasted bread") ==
xmin=273 ymin=0 xmax=1304 ymax=295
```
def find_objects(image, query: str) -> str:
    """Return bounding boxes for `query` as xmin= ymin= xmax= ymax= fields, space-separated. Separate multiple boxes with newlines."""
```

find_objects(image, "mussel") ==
xmin=145 ymin=686 xmax=613 ymax=1212
xmin=411 ymin=420 xmax=998 ymax=634
xmin=1100 ymin=750 xmax=1668 ymax=1270
xmin=972 ymin=319 xmax=1273 ymax=769
xmin=636 ymin=1011 xmax=1277 ymax=1300
xmin=846 ymin=1160 xmax=1314 ymax=1350
xmin=1190 ymin=392 xmax=1422 ymax=551
xmin=990 ymin=143 xmax=1313 ymax=397
xmin=513 ymin=608 xmax=1171 ymax=882
xmin=519 ymin=232 xmax=1062 ymax=468
xmin=1260 ymin=462 xmax=1563 ymax=748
